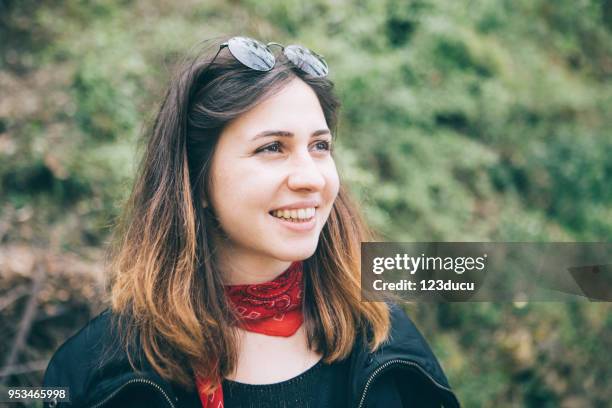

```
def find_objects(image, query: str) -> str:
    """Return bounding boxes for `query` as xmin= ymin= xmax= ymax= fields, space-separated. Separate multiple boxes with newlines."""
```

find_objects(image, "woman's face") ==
xmin=208 ymin=77 xmax=340 ymax=274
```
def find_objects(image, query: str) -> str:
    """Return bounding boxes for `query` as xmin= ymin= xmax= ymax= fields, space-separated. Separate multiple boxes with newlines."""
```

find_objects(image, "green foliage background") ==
xmin=1 ymin=0 xmax=611 ymax=406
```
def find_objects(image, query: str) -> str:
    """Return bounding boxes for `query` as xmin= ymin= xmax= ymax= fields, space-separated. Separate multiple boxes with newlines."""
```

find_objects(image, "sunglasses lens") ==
xmin=284 ymin=45 xmax=329 ymax=78
xmin=227 ymin=36 xmax=275 ymax=71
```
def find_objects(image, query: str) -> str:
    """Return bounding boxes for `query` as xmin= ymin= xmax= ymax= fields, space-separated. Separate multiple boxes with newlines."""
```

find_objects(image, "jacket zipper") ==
xmin=357 ymin=359 xmax=456 ymax=408
xmin=86 ymin=378 xmax=176 ymax=408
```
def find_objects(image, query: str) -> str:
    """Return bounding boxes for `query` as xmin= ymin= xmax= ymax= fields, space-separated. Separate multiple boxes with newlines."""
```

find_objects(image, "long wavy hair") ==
xmin=108 ymin=36 xmax=390 ymax=391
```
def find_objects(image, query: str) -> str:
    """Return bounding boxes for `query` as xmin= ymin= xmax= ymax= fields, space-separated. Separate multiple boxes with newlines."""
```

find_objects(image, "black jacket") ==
xmin=43 ymin=304 xmax=460 ymax=407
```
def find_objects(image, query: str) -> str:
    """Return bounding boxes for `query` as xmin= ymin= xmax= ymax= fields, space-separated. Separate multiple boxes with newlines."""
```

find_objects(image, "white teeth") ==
xmin=272 ymin=207 xmax=316 ymax=221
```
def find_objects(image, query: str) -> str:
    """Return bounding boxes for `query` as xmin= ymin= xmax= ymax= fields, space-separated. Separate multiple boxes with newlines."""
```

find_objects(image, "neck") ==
xmin=216 ymin=248 xmax=293 ymax=285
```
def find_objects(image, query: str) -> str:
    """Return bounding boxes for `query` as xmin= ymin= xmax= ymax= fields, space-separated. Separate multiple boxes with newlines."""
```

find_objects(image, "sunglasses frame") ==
xmin=216 ymin=36 xmax=329 ymax=78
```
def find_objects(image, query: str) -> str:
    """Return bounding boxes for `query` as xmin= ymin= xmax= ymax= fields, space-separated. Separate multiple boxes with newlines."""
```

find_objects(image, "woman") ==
xmin=43 ymin=36 xmax=460 ymax=408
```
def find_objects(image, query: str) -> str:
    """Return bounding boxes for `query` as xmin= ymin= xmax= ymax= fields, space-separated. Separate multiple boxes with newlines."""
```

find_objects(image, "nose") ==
xmin=286 ymin=150 xmax=326 ymax=192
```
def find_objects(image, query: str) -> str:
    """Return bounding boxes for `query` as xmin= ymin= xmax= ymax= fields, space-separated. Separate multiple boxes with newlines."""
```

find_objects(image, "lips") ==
xmin=269 ymin=210 xmax=317 ymax=231
xmin=271 ymin=200 xmax=320 ymax=212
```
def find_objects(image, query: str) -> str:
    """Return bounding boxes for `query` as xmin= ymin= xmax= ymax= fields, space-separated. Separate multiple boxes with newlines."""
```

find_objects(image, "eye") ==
xmin=312 ymin=140 xmax=332 ymax=152
xmin=256 ymin=141 xmax=283 ymax=154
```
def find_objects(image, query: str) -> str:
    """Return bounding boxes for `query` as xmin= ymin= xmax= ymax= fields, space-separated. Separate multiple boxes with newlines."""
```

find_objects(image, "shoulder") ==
xmin=44 ymin=308 xmax=118 ymax=368
xmin=44 ymin=308 xmax=116 ymax=376
xmin=43 ymin=310 xmax=190 ymax=407
xmin=43 ymin=309 xmax=129 ymax=405
xmin=380 ymin=303 xmax=451 ymax=386
xmin=364 ymin=302 xmax=436 ymax=357
xmin=386 ymin=302 xmax=437 ymax=356
xmin=350 ymin=302 xmax=461 ymax=407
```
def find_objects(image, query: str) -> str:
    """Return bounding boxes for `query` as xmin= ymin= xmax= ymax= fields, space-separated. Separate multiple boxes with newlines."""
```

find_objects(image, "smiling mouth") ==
xmin=269 ymin=207 xmax=317 ymax=223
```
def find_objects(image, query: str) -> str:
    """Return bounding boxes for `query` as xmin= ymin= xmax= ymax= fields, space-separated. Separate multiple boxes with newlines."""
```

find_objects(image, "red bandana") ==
xmin=196 ymin=261 xmax=304 ymax=407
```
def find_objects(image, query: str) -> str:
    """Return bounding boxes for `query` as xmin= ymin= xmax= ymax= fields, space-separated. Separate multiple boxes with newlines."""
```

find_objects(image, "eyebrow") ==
xmin=251 ymin=129 xmax=331 ymax=140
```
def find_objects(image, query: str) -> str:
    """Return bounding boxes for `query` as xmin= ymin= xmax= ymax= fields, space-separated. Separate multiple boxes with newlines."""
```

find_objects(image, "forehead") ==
xmin=222 ymin=77 xmax=328 ymax=139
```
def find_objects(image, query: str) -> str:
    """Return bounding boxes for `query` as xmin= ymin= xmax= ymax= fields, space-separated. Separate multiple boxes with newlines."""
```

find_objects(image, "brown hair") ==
xmin=108 ymin=36 xmax=390 ymax=391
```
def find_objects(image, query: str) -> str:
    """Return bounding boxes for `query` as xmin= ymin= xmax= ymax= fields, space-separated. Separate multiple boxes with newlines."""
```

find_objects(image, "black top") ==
xmin=221 ymin=358 xmax=350 ymax=408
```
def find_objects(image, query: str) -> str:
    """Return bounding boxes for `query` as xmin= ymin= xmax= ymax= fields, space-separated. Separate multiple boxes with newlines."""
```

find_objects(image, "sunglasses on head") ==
xmin=212 ymin=36 xmax=329 ymax=78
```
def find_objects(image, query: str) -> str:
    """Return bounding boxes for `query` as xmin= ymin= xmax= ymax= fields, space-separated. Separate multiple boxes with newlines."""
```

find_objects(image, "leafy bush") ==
xmin=1 ymin=0 xmax=610 ymax=405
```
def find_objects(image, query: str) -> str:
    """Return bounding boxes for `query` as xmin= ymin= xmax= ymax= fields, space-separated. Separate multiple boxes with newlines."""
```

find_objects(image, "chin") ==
xmin=272 ymin=243 xmax=318 ymax=262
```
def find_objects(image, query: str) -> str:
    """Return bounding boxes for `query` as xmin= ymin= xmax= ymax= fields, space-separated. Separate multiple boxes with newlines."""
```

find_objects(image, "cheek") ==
xmin=211 ymin=165 xmax=278 ymax=214
xmin=209 ymin=164 xmax=247 ymax=220
xmin=210 ymin=174 xmax=257 ymax=236
xmin=325 ymin=162 xmax=340 ymax=200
